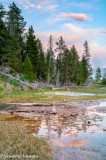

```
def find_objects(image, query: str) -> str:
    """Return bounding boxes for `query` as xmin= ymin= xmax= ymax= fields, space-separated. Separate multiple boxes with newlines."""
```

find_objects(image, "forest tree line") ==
xmin=0 ymin=2 xmax=92 ymax=86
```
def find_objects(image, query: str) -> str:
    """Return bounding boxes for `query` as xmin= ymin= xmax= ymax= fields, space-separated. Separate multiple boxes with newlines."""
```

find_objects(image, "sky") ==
xmin=0 ymin=0 xmax=106 ymax=72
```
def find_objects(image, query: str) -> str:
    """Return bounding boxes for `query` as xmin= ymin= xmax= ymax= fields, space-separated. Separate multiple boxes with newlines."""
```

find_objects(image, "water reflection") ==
xmin=0 ymin=100 xmax=106 ymax=160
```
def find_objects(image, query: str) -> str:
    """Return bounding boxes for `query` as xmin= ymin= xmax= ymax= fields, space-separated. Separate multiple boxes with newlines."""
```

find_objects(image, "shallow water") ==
xmin=0 ymin=100 xmax=106 ymax=160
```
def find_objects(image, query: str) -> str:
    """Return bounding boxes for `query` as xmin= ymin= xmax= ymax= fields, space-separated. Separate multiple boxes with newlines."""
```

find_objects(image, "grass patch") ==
xmin=0 ymin=85 xmax=105 ymax=103
xmin=0 ymin=104 xmax=9 ymax=110
xmin=54 ymin=85 xmax=106 ymax=94
xmin=0 ymin=121 xmax=52 ymax=160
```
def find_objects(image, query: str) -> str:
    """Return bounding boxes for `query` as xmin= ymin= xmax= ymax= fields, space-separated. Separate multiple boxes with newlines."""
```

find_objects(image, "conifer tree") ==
xmin=0 ymin=4 xmax=11 ymax=65
xmin=46 ymin=35 xmax=55 ymax=84
xmin=55 ymin=36 xmax=66 ymax=86
xmin=37 ymin=39 xmax=46 ymax=80
xmin=75 ymin=62 xmax=84 ymax=85
xmin=81 ymin=41 xmax=92 ymax=83
xmin=101 ymin=77 xmax=106 ymax=85
xmin=0 ymin=4 xmax=6 ymax=64
xmin=26 ymin=26 xmax=39 ymax=77
xmin=23 ymin=54 xmax=34 ymax=82
xmin=70 ymin=45 xmax=79 ymax=82
xmin=95 ymin=67 xmax=101 ymax=81
xmin=7 ymin=2 xmax=26 ymax=44
xmin=60 ymin=47 xmax=69 ymax=85
xmin=6 ymin=2 xmax=26 ymax=72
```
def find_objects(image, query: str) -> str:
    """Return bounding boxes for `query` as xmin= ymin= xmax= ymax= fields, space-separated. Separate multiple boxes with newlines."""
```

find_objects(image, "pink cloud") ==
xmin=103 ymin=65 xmax=106 ymax=68
xmin=32 ymin=0 xmax=47 ymax=4
xmin=29 ymin=4 xmax=35 ymax=8
xmin=45 ymin=5 xmax=59 ymax=11
xmin=18 ymin=1 xmax=23 ymax=4
xmin=102 ymin=31 xmax=106 ymax=33
xmin=18 ymin=0 xmax=42 ymax=10
xmin=58 ymin=12 xmax=92 ymax=22
xmin=24 ymin=5 xmax=29 ymax=9
xmin=23 ymin=1 xmax=41 ymax=10
xmin=34 ymin=24 xmax=106 ymax=68
xmin=36 ymin=4 xmax=41 ymax=9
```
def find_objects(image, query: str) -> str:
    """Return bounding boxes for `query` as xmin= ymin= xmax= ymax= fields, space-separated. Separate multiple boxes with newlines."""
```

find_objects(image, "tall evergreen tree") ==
xmin=37 ymin=39 xmax=46 ymax=80
xmin=55 ymin=36 xmax=66 ymax=86
xmin=0 ymin=4 xmax=6 ymax=64
xmin=7 ymin=2 xmax=26 ymax=45
xmin=23 ymin=54 xmax=34 ymax=82
xmin=0 ymin=4 xmax=11 ymax=66
xmin=75 ymin=62 xmax=84 ymax=85
xmin=60 ymin=47 xmax=69 ymax=85
xmin=95 ymin=67 xmax=101 ymax=81
xmin=81 ymin=41 xmax=92 ymax=83
xmin=6 ymin=2 xmax=26 ymax=72
xmin=26 ymin=26 xmax=39 ymax=77
xmin=70 ymin=45 xmax=79 ymax=82
xmin=46 ymin=35 xmax=55 ymax=84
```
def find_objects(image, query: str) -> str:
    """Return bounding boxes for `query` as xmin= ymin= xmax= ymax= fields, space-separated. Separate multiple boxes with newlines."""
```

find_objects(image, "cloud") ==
xmin=102 ymin=31 xmax=106 ymax=33
xmin=65 ymin=0 xmax=100 ymax=10
xmin=24 ymin=5 xmax=29 ymax=9
xmin=18 ymin=0 xmax=48 ymax=4
xmin=36 ymin=4 xmax=41 ymax=9
xmin=69 ymin=1 xmax=93 ymax=9
xmin=34 ymin=23 xmax=106 ymax=69
xmin=58 ymin=12 xmax=92 ymax=22
xmin=22 ymin=0 xmax=42 ymax=10
xmin=17 ymin=0 xmax=43 ymax=10
xmin=68 ymin=0 xmax=99 ymax=9
xmin=103 ymin=64 xmax=106 ymax=68
xmin=45 ymin=4 xmax=58 ymax=12
xmin=32 ymin=0 xmax=48 ymax=4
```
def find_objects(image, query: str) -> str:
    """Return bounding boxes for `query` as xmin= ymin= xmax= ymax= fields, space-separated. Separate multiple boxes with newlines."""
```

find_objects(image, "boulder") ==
xmin=0 ymin=83 xmax=4 ymax=88
xmin=21 ymin=85 xmax=29 ymax=91
xmin=6 ymin=83 xmax=12 ymax=91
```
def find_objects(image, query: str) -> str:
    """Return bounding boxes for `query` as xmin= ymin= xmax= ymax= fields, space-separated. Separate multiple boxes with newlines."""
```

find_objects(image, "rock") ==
xmin=70 ymin=114 xmax=78 ymax=118
xmin=103 ymin=129 xmax=106 ymax=131
xmin=4 ymin=91 xmax=12 ymax=94
xmin=0 ymin=83 xmax=4 ymax=88
xmin=87 ymin=121 xmax=91 ymax=124
xmin=6 ymin=83 xmax=12 ymax=91
xmin=16 ymin=87 xmax=21 ymax=91
xmin=51 ymin=112 xmax=56 ymax=114
xmin=21 ymin=85 xmax=29 ymax=91
xmin=10 ymin=111 xmax=14 ymax=114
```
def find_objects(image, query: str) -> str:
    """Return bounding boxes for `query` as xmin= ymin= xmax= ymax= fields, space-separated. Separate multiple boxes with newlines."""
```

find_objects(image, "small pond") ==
xmin=0 ymin=100 xmax=106 ymax=160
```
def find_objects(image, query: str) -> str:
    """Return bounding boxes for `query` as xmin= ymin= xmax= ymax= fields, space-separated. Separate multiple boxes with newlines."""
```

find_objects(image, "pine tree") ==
xmin=7 ymin=2 xmax=26 ymax=45
xmin=0 ymin=4 xmax=6 ymax=64
xmin=46 ymin=35 xmax=55 ymax=84
xmin=6 ymin=2 xmax=26 ymax=72
xmin=55 ymin=36 xmax=66 ymax=86
xmin=23 ymin=54 xmax=34 ymax=82
xmin=60 ymin=47 xmax=69 ymax=85
xmin=81 ymin=41 xmax=92 ymax=83
xmin=95 ymin=67 xmax=101 ymax=81
xmin=75 ymin=62 xmax=84 ymax=85
xmin=0 ymin=4 xmax=11 ymax=66
xmin=26 ymin=26 xmax=39 ymax=77
xmin=101 ymin=77 xmax=106 ymax=85
xmin=70 ymin=45 xmax=79 ymax=82
xmin=37 ymin=39 xmax=46 ymax=80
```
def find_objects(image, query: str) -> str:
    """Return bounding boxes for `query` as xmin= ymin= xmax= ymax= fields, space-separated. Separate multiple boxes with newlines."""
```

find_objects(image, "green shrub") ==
xmin=101 ymin=77 xmax=106 ymax=85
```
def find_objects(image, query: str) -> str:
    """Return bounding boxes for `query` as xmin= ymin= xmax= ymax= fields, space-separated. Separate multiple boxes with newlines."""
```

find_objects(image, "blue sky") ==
xmin=0 ymin=0 xmax=106 ymax=70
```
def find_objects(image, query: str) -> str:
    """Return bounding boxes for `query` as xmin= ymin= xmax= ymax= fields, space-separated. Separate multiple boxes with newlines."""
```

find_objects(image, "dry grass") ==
xmin=0 ymin=85 xmax=105 ymax=103
xmin=0 ymin=120 xmax=52 ymax=160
